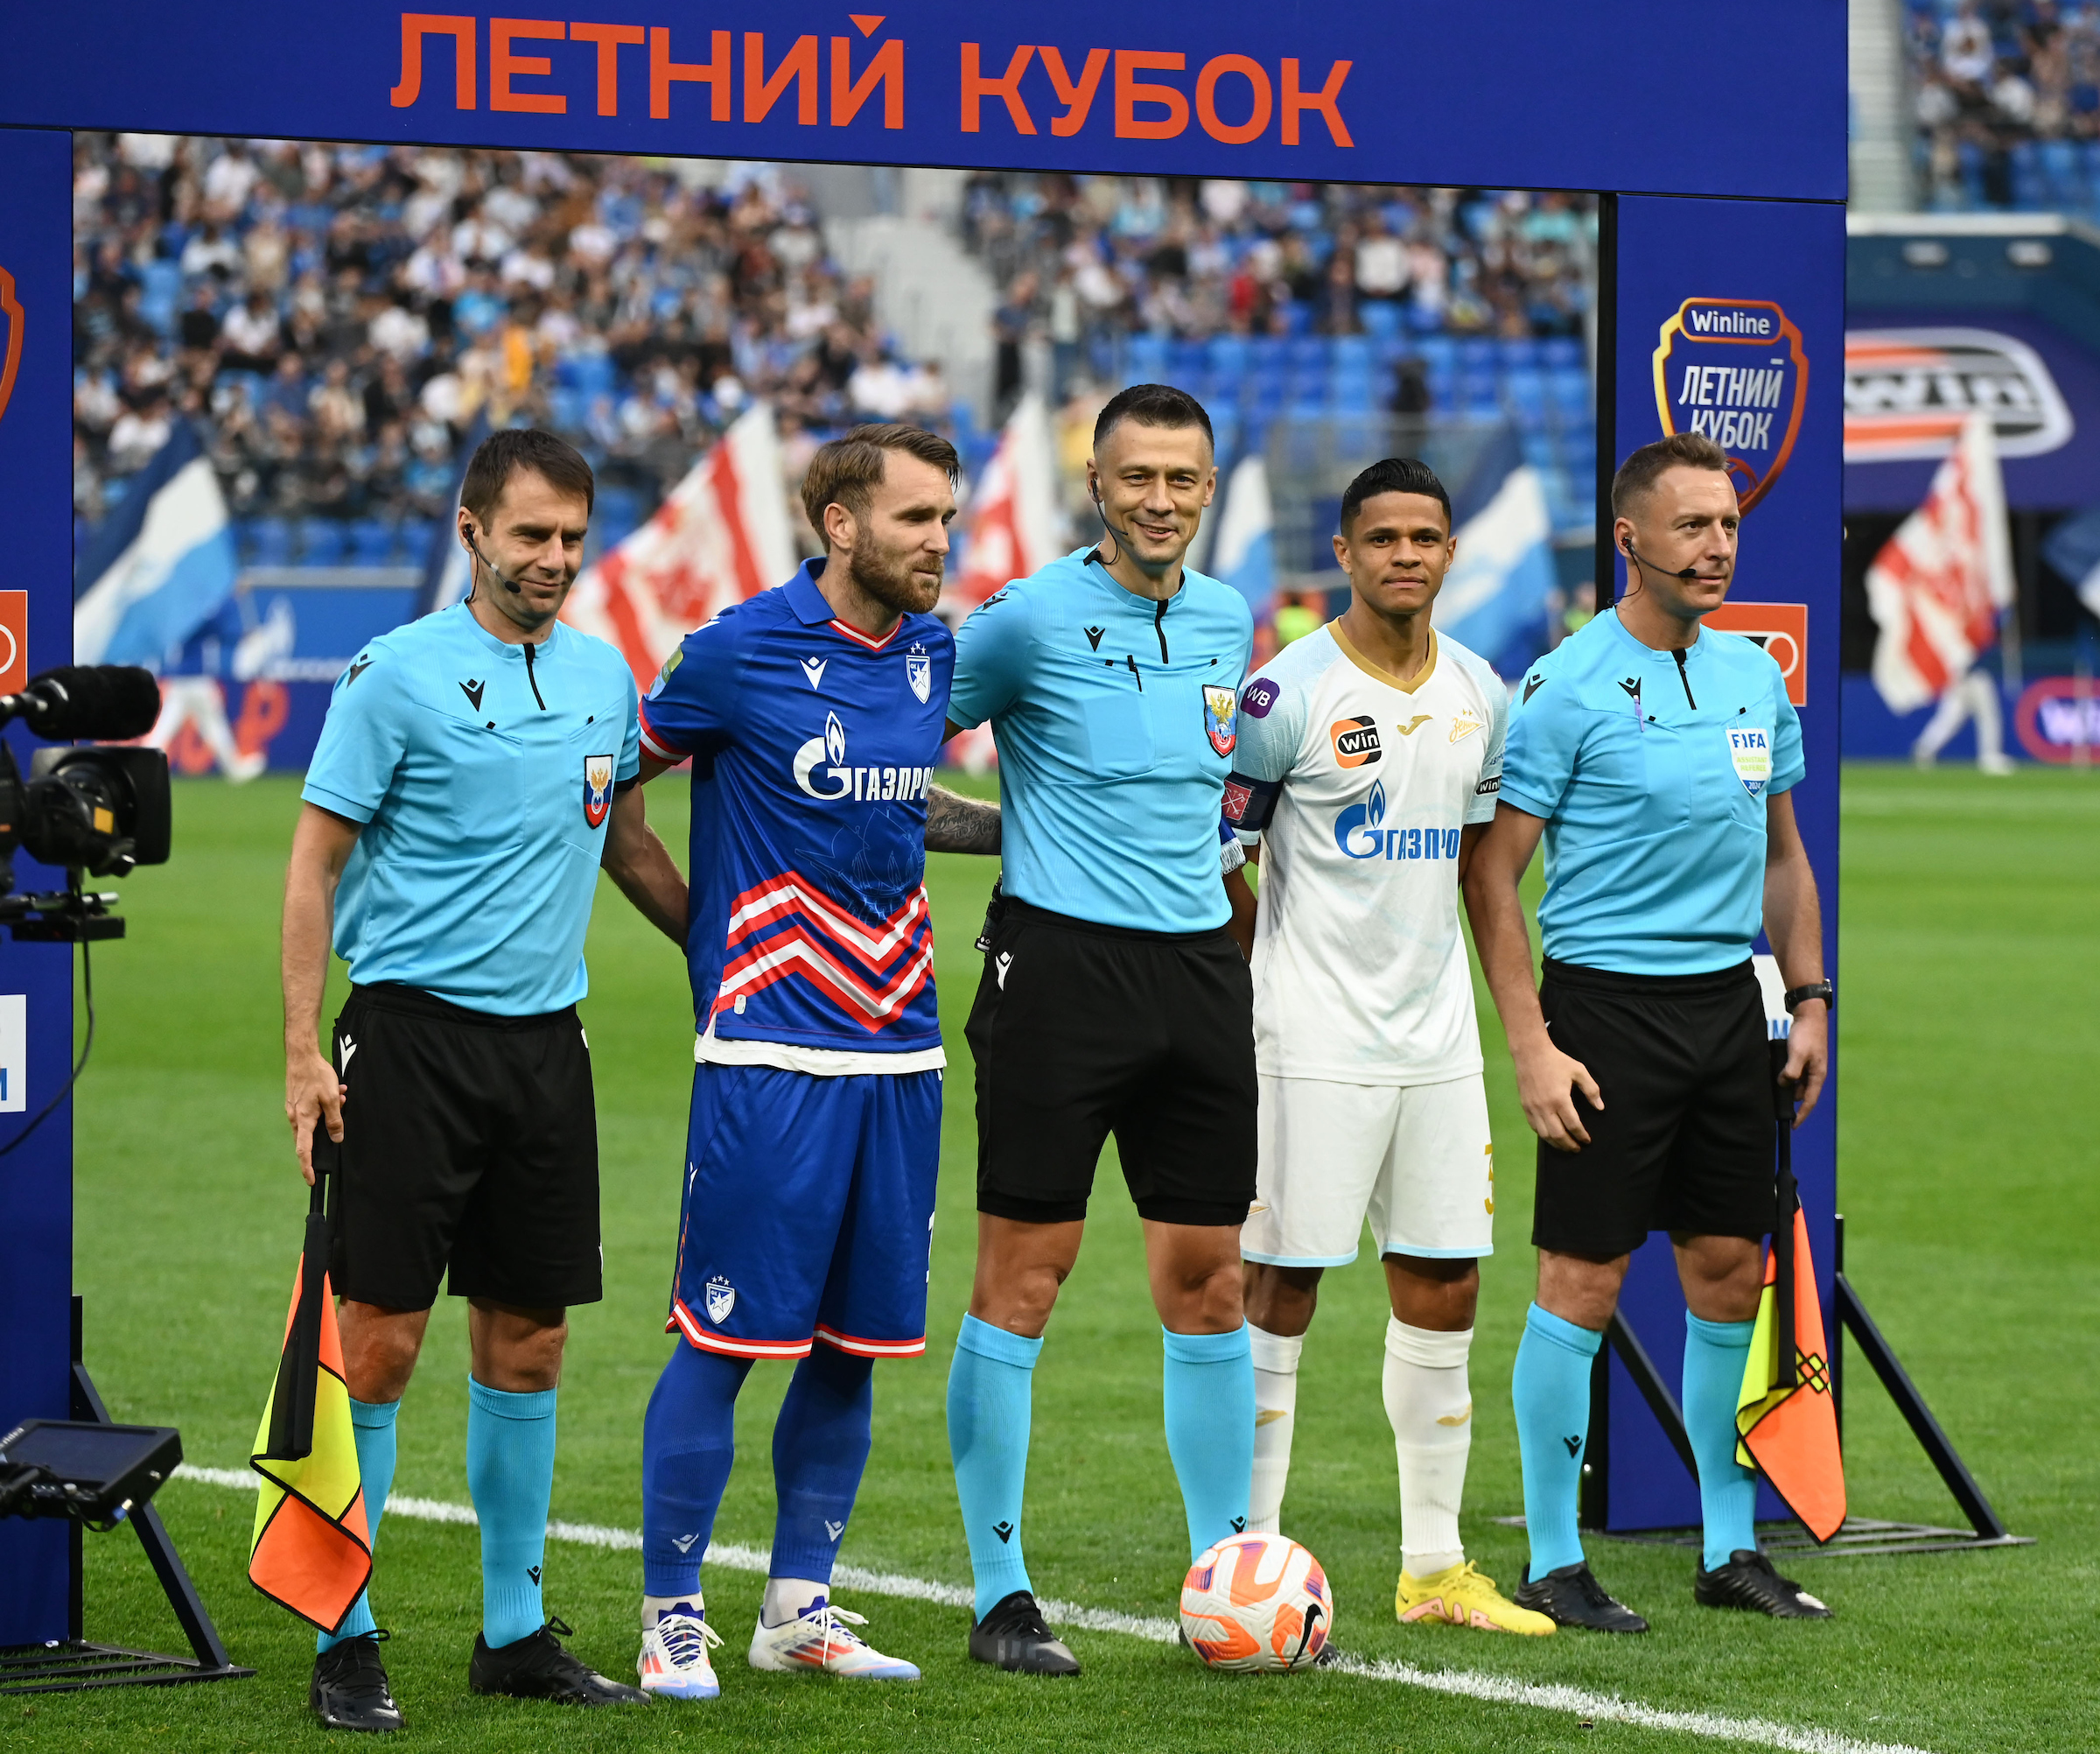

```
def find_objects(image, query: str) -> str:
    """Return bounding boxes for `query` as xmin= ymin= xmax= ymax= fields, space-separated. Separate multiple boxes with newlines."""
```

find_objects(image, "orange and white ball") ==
xmin=1179 ymin=1533 xmax=1334 ymax=1672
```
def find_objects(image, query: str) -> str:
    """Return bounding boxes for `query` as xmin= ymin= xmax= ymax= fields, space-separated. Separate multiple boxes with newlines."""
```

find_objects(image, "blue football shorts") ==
xmin=668 ymin=1061 xmax=942 ymax=1360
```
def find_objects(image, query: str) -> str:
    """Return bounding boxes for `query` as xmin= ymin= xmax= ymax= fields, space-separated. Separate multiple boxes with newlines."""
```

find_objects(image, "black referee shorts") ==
xmin=966 ymin=896 xmax=1256 ymax=1229
xmin=1531 ymin=958 xmax=1776 ymax=1258
xmin=328 ymin=982 xmax=603 ymax=1312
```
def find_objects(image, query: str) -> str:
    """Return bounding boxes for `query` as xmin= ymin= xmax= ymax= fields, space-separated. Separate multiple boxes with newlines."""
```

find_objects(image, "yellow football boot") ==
xmin=1395 ymin=1561 xmax=1557 ymax=1635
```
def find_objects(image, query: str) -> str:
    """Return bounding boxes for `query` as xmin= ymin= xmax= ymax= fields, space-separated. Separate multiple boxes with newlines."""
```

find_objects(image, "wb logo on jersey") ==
xmin=794 ymin=712 xmax=852 ymax=799
xmin=583 ymin=754 xmax=614 ymax=828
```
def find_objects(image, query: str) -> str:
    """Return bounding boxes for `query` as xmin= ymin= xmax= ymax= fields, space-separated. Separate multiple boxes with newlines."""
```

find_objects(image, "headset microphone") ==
xmin=1085 ymin=481 xmax=1138 ymax=569
xmin=465 ymin=524 xmax=527 ymax=596
xmin=1621 ymin=540 xmax=1704 ymax=583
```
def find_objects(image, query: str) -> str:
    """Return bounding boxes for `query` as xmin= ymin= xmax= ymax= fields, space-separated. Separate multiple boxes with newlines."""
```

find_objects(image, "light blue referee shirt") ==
xmin=1500 ymin=607 xmax=1803 ymax=976
xmin=948 ymin=549 xmax=1255 ymax=932
xmin=303 ymin=601 xmax=641 ymax=1015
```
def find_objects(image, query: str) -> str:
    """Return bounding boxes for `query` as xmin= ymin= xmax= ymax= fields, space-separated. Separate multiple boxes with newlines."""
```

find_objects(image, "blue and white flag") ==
xmin=1211 ymin=453 xmax=1276 ymax=618
xmin=74 ymin=422 xmax=240 ymax=666
xmin=414 ymin=415 xmax=486 ymax=619
xmin=2041 ymin=500 xmax=2100 ymax=620
xmin=1433 ymin=425 xmax=1558 ymax=675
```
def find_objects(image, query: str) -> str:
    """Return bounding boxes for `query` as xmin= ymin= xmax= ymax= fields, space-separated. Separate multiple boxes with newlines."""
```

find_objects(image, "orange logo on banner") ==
xmin=1704 ymin=600 xmax=1808 ymax=706
xmin=0 ymin=591 xmax=26 ymax=694
xmin=0 ymin=267 xmax=22 ymax=430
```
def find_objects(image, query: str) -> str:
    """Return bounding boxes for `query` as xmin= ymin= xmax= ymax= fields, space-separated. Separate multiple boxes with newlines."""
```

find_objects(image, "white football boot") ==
xmin=637 ymin=1600 xmax=726 ymax=1700
xmin=746 ymin=1597 xmax=920 ymax=1680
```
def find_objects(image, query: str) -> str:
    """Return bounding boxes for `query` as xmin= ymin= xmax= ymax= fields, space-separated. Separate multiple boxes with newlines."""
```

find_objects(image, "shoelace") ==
xmin=796 ymin=1603 xmax=873 ymax=1663
xmin=655 ymin=1611 xmax=725 ymax=1668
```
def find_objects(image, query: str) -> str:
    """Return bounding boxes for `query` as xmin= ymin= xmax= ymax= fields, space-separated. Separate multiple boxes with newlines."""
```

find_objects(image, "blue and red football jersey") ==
xmin=639 ymin=561 xmax=955 ymax=1056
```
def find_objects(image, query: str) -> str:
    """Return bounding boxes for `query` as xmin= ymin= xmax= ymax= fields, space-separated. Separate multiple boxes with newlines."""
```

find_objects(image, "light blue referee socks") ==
xmin=1161 ymin=1323 xmax=1255 ymax=1562
xmin=947 ymin=1314 xmax=1042 ymax=1621
xmin=317 ymin=1396 xmax=399 ymax=1653
xmin=466 ymin=1379 xmax=558 ymax=1650
xmin=1512 ymin=1302 xmax=1601 ymax=1578
xmin=1684 ymin=1312 xmax=1759 ymax=1571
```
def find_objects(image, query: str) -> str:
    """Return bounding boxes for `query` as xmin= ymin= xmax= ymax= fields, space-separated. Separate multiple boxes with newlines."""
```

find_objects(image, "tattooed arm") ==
xmin=925 ymin=784 xmax=1001 ymax=854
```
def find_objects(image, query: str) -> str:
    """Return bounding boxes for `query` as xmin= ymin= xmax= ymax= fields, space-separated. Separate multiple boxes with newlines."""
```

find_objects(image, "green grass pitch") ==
xmin=10 ymin=764 xmax=2099 ymax=1751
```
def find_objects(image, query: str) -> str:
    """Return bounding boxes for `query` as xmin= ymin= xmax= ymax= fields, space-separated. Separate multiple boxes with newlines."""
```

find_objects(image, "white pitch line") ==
xmin=175 ymin=1466 xmax=1931 ymax=1754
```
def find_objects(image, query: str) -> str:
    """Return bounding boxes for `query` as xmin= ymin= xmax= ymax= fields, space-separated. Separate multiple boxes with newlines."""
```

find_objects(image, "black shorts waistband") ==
xmin=1002 ymin=895 xmax=1230 ymax=948
xmin=347 ymin=982 xmax=578 ymax=1030
xmin=1540 ymin=958 xmax=1755 ymax=999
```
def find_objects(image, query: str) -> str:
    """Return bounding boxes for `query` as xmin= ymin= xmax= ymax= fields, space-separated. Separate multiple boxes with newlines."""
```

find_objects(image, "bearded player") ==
xmin=1222 ymin=458 xmax=1552 ymax=1637
xmin=628 ymin=424 xmax=1001 ymax=1699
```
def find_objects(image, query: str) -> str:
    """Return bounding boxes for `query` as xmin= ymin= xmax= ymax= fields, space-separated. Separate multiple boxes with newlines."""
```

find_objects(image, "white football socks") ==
xmin=760 ymin=1576 xmax=828 ymax=1627
xmin=1384 ymin=1317 xmax=1474 ymax=1578
xmin=1247 ymin=1324 xmax=1304 ymax=1533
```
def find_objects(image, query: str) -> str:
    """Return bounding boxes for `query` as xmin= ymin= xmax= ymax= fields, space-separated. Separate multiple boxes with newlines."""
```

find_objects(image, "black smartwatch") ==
xmin=1783 ymin=979 xmax=1834 ymax=1014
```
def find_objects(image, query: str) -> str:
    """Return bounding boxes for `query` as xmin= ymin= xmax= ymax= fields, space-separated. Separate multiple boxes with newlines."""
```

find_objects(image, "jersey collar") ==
xmin=786 ymin=556 xmax=908 ymax=651
xmin=1331 ymin=617 xmax=1438 ymax=694
xmin=1603 ymin=605 xmax=1703 ymax=667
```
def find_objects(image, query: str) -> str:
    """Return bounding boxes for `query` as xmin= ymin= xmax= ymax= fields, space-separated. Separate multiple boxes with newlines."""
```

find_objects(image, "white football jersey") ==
xmin=1226 ymin=621 xmax=1507 ymax=1084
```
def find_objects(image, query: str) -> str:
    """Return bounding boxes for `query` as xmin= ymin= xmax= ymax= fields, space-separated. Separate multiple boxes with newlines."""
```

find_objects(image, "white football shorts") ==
xmin=1242 ymin=1072 xmax=1495 ymax=1266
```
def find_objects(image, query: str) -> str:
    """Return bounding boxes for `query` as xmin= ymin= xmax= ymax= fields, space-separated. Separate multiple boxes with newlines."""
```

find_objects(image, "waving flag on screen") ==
xmin=2040 ymin=500 xmax=2100 ymax=621
xmin=248 ymin=1171 xmax=371 ymax=1633
xmin=950 ymin=393 xmax=1059 ymax=609
xmin=1211 ymin=453 xmax=1277 ymax=619
xmin=563 ymin=403 xmax=798 ymax=685
xmin=74 ymin=421 xmax=240 ymax=666
xmin=1866 ymin=410 xmax=2012 ymax=714
xmin=1432 ymin=426 xmax=1558 ymax=673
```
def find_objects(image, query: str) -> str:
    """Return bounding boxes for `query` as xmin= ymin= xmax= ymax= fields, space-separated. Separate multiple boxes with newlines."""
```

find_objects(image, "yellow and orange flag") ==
xmin=1735 ymin=1117 xmax=1846 ymax=1541
xmin=248 ymin=1166 xmax=371 ymax=1631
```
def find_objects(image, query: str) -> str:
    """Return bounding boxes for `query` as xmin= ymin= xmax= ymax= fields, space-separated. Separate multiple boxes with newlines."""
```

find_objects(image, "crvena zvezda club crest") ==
xmin=0 ymin=268 xmax=23 ymax=431
xmin=1652 ymin=298 xmax=1808 ymax=514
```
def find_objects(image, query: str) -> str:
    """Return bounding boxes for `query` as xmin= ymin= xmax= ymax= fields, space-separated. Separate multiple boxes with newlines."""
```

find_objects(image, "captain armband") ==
xmin=1221 ymin=771 xmax=1282 ymax=835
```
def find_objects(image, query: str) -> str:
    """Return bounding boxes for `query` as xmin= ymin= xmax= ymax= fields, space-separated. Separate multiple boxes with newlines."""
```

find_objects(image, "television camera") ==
xmin=0 ymin=663 xmax=168 ymax=942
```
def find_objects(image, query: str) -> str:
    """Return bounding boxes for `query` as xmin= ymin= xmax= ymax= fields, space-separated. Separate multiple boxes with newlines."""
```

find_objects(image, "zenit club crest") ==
xmin=1203 ymin=684 xmax=1238 ymax=756
xmin=583 ymin=753 xmax=614 ymax=828
xmin=0 ymin=267 xmax=23 ymax=431
xmin=1653 ymin=298 xmax=1808 ymax=514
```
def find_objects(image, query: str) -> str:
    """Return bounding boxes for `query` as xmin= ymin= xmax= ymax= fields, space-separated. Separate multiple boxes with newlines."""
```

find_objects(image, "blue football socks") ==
xmin=317 ymin=1396 xmax=399 ymax=1653
xmin=1160 ymin=1323 xmax=1255 ymax=1561
xmin=947 ymin=1314 xmax=1042 ymax=1621
xmin=641 ymin=1343 xmax=752 ymax=1601
xmin=465 ymin=1379 xmax=558 ymax=1650
xmin=1684 ymin=1312 xmax=1759 ymax=1571
xmin=1511 ymin=1302 xmax=1601 ymax=1578
xmin=769 ymin=1345 xmax=875 ymax=1586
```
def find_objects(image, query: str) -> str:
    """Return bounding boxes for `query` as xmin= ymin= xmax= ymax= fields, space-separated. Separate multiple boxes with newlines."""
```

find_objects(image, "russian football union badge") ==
xmin=1203 ymin=684 xmax=1238 ymax=756
xmin=1652 ymin=298 xmax=1808 ymax=513
xmin=583 ymin=754 xmax=614 ymax=828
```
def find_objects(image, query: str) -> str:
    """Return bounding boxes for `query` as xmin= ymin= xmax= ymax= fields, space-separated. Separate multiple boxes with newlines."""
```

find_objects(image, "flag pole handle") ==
xmin=1767 ymin=1038 xmax=1799 ymax=1386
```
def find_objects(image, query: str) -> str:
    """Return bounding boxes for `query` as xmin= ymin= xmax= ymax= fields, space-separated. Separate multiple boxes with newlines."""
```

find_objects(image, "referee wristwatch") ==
xmin=1784 ymin=979 xmax=1834 ymax=1013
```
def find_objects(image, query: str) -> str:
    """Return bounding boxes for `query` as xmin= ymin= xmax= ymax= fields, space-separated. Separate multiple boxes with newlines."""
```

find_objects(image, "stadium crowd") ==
xmin=69 ymin=134 xmax=944 ymax=558
xmin=1906 ymin=0 xmax=2100 ymax=208
xmin=958 ymin=173 xmax=1595 ymax=410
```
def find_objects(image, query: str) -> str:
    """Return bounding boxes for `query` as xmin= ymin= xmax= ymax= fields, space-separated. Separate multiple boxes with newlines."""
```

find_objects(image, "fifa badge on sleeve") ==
xmin=583 ymin=754 xmax=615 ymax=827
xmin=1203 ymin=684 xmax=1239 ymax=756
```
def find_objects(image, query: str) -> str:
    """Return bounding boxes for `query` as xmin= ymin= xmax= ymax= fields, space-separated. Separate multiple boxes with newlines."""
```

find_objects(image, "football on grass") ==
xmin=1179 ymin=1533 xmax=1333 ymax=1672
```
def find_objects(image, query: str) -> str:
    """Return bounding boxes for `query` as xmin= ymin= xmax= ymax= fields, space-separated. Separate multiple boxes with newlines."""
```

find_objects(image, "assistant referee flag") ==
xmin=248 ymin=1163 xmax=372 ymax=1631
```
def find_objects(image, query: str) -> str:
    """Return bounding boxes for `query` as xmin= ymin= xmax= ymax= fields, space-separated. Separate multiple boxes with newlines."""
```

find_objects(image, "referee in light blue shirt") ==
xmin=1464 ymin=431 xmax=1834 ymax=1635
xmin=280 ymin=430 xmax=687 ymax=1729
xmin=939 ymin=384 xmax=1259 ymax=1675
